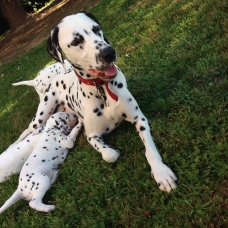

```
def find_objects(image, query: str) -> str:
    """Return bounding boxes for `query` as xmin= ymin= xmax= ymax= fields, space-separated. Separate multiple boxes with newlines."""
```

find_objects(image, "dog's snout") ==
xmin=99 ymin=46 xmax=116 ymax=63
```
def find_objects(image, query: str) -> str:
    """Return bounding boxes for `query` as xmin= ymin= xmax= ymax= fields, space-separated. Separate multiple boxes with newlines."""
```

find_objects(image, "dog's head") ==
xmin=46 ymin=12 xmax=117 ymax=80
xmin=46 ymin=112 xmax=78 ymax=135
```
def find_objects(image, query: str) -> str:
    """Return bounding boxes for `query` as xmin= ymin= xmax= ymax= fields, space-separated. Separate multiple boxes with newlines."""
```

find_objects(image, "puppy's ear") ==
xmin=46 ymin=26 xmax=65 ymax=68
xmin=82 ymin=11 xmax=111 ymax=44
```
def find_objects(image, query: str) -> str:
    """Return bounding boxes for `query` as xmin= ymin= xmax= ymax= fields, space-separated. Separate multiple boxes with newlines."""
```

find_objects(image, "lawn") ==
xmin=0 ymin=0 xmax=227 ymax=227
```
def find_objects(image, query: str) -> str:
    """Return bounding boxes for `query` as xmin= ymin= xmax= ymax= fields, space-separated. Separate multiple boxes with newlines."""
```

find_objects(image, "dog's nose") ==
xmin=99 ymin=46 xmax=116 ymax=63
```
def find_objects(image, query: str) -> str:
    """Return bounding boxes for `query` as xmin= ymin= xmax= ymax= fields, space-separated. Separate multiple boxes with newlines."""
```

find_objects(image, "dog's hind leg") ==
xmin=0 ymin=189 xmax=21 ymax=213
xmin=29 ymin=174 xmax=55 ymax=212
xmin=14 ymin=89 xmax=59 ymax=144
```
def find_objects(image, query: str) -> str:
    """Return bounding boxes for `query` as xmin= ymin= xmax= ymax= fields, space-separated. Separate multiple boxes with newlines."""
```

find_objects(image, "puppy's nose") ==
xmin=98 ymin=46 xmax=116 ymax=63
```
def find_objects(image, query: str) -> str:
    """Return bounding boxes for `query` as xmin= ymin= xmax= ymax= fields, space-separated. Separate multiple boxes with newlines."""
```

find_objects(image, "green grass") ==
xmin=0 ymin=0 xmax=227 ymax=227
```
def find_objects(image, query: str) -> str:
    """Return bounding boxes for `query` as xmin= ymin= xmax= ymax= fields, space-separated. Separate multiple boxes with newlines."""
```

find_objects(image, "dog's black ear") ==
xmin=81 ymin=11 xmax=101 ymax=26
xmin=103 ymin=35 xmax=111 ymax=44
xmin=81 ymin=11 xmax=111 ymax=44
xmin=46 ymin=26 xmax=65 ymax=66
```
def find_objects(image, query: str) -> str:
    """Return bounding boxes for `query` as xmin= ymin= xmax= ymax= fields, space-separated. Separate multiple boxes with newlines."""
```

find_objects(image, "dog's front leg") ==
xmin=120 ymin=94 xmax=177 ymax=192
xmin=61 ymin=120 xmax=83 ymax=149
xmin=134 ymin=115 xmax=177 ymax=192
xmin=87 ymin=135 xmax=119 ymax=163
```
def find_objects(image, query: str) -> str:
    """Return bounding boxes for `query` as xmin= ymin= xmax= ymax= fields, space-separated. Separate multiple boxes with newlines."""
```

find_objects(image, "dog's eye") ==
xmin=92 ymin=26 xmax=101 ymax=35
xmin=71 ymin=35 xmax=84 ymax=46
xmin=71 ymin=38 xmax=81 ymax=46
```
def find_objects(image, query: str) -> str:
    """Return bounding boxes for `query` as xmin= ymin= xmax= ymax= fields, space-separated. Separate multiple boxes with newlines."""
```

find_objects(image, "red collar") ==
xmin=74 ymin=70 xmax=118 ymax=101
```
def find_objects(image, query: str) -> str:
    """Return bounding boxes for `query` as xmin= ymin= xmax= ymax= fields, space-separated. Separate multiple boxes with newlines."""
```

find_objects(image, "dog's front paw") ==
xmin=102 ymin=149 xmax=119 ymax=163
xmin=151 ymin=161 xmax=177 ymax=192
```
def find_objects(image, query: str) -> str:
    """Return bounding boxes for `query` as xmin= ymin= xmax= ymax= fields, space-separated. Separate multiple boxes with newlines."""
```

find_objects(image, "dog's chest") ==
xmin=52 ymin=71 xmax=126 ymax=132
xmin=56 ymin=76 xmax=115 ymax=113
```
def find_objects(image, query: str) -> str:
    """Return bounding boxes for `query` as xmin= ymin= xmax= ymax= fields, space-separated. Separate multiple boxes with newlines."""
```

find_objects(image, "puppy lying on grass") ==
xmin=0 ymin=125 xmax=45 ymax=183
xmin=0 ymin=112 xmax=82 ymax=213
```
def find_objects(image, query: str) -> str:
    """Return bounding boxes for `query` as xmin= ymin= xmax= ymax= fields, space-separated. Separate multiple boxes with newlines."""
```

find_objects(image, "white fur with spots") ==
xmin=0 ymin=112 xmax=82 ymax=213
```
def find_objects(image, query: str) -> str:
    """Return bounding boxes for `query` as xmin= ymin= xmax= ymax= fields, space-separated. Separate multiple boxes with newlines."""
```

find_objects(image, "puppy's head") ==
xmin=46 ymin=112 xmax=78 ymax=135
xmin=46 ymin=12 xmax=117 ymax=80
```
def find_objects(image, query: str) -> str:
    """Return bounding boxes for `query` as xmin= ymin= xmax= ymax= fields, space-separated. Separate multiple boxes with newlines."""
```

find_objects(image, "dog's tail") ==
xmin=0 ymin=189 xmax=21 ymax=213
xmin=12 ymin=80 xmax=34 ymax=87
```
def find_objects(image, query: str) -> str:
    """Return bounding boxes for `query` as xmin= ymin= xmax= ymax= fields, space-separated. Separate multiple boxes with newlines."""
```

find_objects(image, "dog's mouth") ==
xmin=89 ymin=63 xmax=117 ymax=80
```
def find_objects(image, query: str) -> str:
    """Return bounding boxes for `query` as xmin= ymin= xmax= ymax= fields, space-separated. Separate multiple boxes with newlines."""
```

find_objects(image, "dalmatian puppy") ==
xmin=14 ymin=12 xmax=177 ymax=192
xmin=12 ymin=60 xmax=73 ymax=101
xmin=0 ymin=125 xmax=45 ymax=183
xmin=0 ymin=112 xmax=82 ymax=213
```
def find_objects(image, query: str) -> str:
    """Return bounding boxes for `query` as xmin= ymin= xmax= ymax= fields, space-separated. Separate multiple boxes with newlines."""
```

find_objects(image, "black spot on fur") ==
xmin=93 ymin=108 xmax=99 ymax=113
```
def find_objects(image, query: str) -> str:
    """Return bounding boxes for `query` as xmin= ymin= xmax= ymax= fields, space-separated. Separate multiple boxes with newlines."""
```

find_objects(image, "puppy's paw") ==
xmin=151 ymin=161 xmax=177 ymax=193
xmin=102 ymin=149 xmax=120 ymax=163
xmin=43 ymin=205 xmax=55 ymax=212
xmin=29 ymin=201 xmax=55 ymax=212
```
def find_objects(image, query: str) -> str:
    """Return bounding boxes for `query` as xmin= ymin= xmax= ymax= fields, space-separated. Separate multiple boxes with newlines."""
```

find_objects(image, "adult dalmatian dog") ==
xmin=0 ymin=112 xmax=82 ymax=213
xmin=14 ymin=11 xmax=177 ymax=192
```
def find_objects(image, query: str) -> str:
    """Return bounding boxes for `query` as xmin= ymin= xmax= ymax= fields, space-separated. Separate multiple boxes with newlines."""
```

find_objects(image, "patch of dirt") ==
xmin=0 ymin=0 xmax=99 ymax=66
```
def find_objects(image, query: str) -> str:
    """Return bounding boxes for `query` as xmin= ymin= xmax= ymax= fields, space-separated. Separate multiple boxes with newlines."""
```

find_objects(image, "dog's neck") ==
xmin=71 ymin=64 xmax=93 ymax=79
xmin=74 ymin=69 xmax=118 ymax=104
